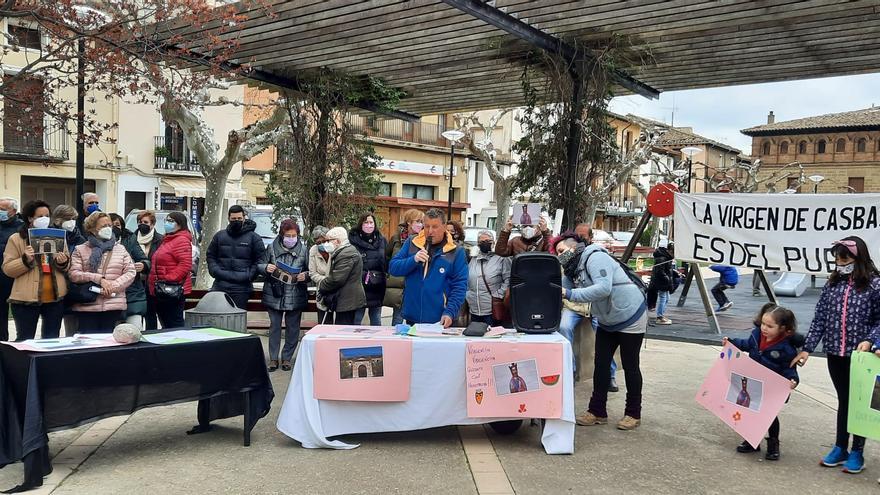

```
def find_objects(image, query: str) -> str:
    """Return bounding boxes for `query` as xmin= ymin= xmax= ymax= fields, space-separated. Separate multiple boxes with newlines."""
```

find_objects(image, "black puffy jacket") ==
xmin=207 ymin=219 xmax=266 ymax=294
xmin=649 ymin=247 xmax=675 ymax=292
xmin=349 ymin=229 xmax=388 ymax=308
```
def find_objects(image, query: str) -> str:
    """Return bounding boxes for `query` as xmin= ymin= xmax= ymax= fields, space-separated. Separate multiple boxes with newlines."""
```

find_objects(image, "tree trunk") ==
xmin=583 ymin=203 xmax=598 ymax=226
xmin=194 ymin=164 xmax=229 ymax=289
xmin=494 ymin=178 xmax=512 ymax=239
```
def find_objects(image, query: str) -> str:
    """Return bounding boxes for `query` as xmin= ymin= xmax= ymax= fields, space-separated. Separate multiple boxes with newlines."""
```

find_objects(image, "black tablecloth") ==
xmin=0 ymin=332 xmax=274 ymax=490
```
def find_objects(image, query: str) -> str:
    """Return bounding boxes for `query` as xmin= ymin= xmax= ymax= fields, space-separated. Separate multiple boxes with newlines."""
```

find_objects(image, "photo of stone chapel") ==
xmin=339 ymin=346 xmax=385 ymax=380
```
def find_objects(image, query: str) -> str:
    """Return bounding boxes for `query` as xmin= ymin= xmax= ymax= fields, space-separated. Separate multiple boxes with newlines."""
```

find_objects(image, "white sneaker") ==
xmin=656 ymin=316 xmax=672 ymax=325
xmin=719 ymin=302 xmax=733 ymax=312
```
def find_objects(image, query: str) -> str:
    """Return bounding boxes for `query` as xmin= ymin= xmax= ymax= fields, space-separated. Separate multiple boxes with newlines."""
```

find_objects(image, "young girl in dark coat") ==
xmin=723 ymin=303 xmax=801 ymax=460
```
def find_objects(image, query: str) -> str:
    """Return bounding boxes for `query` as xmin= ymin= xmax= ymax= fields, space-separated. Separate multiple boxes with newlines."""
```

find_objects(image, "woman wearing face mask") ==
xmin=495 ymin=215 xmax=551 ymax=256
xmin=108 ymin=213 xmax=149 ymax=328
xmin=317 ymin=227 xmax=365 ymax=325
xmin=147 ymin=212 xmax=193 ymax=328
xmin=385 ymin=209 xmax=423 ymax=326
xmin=51 ymin=204 xmax=86 ymax=248
xmin=2 ymin=200 xmax=70 ymax=340
xmin=793 ymin=236 xmax=880 ymax=474
xmin=259 ymin=218 xmax=309 ymax=372
xmin=349 ymin=213 xmax=387 ymax=326
xmin=308 ymin=225 xmax=333 ymax=325
xmin=466 ymin=231 xmax=511 ymax=326
xmin=69 ymin=212 xmax=136 ymax=333
xmin=136 ymin=211 xmax=164 ymax=330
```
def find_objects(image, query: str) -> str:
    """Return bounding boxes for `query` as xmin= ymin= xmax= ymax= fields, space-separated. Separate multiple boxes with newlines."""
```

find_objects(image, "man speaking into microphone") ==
xmin=389 ymin=208 xmax=468 ymax=327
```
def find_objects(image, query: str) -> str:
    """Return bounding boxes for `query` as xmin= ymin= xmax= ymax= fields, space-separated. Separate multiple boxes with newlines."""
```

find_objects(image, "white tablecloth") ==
xmin=276 ymin=332 xmax=575 ymax=454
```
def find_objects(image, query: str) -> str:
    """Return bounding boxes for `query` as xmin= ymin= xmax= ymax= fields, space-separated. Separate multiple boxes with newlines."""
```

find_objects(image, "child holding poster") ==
xmin=723 ymin=303 xmax=800 ymax=460
xmin=794 ymin=236 xmax=880 ymax=475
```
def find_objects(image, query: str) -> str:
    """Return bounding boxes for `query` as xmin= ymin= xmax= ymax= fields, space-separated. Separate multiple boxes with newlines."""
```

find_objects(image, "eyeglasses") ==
xmin=832 ymin=239 xmax=858 ymax=257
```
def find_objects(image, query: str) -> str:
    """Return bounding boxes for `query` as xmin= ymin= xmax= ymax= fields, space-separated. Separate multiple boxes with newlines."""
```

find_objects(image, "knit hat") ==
xmin=326 ymin=227 xmax=349 ymax=245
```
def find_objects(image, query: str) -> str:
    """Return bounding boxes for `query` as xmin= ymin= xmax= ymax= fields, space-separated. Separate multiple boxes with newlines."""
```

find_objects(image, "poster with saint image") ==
xmin=847 ymin=351 xmax=880 ymax=441
xmin=511 ymin=202 xmax=542 ymax=226
xmin=674 ymin=193 xmax=880 ymax=274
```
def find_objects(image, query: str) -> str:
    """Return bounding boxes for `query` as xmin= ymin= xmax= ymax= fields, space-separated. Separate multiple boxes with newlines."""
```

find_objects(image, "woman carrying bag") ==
xmin=349 ymin=213 xmax=387 ymax=326
xmin=466 ymin=230 xmax=511 ymax=326
xmin=147 ymin=212 xmax=193 ymax=328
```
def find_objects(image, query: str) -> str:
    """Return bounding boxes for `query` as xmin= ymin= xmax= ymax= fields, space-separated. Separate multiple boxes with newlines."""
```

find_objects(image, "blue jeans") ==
xmin=558 ymin=310 xmax=617 ymax=375
xmin=353 ymin=306 xmax=383 ymax=326
xmin=391 ymin=306 xmax=404 ymax=326
xmin=656 ymin=291 xmax=669 ymax=317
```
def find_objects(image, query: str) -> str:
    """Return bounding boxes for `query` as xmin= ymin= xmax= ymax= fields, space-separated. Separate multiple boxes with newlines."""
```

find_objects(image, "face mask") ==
xmin=478 ymin=242 xmax=492 ymax=254
xmin=61 ymin=219 xmax=77 ymax=232
xmin=98 ymin=226 xmax=113 ymax=240
xmin=558 ymin=250 xmax=576 ymax=268
xmin=0 ymin=210 xmax=8 ymax=222
xmin=112 ymin=227 xmax=123 ymax=239
xmin=86 ymin=203 xmax=100 ymax=215
xmin=229 ymin=220 xmax=243 ymax=232
xmin=322 ymin=241 xmax=336 ymax=253
xmin=282 ymin=236 xmax=298 ymax=248
xmin=317 ymin=243 xmax=327 ymax=253
xmin=164 ymin=221 xmax=177 ymax=233
xmin=522 ymin=227 xmax=537 ymax=239
xmin=836 ymin=263 xmax=855 ymax=275
xmin=361 ymin=223 xmax=375 ymax=234
xmin=137 ymin=224 xmax=152 ymax=235
xmin=411 ymin=222 xmax=423 ymax=234
xmin=33 ymin=216 xmax=51 ymax=229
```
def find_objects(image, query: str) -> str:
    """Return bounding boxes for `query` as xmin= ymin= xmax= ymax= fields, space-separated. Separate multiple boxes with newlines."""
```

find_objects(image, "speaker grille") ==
xmin=509 ymin=253 xmax=562 ymax=334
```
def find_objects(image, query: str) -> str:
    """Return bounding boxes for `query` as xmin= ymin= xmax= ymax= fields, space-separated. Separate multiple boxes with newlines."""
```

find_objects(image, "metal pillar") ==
xmin=76 ymin=38 xmax=86 ymax=220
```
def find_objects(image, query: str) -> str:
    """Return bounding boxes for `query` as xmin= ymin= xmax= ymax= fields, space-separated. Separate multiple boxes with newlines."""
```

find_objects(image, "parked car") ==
xmin=611 ymin=231 xmax=639 ymax=248
xmin=124 ymin=209 xmax=200 ymax=275
xmin=246 ymin=206 xmax=304 ymax=247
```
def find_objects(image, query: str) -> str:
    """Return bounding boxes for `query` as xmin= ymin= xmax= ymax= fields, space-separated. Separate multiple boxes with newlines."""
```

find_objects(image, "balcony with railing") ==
xmin=154 ymin=135 xmax=200 ymax=174
xmin=347 ymin=114 xmax=453 ymax=148
xmin=0 ymin=116 xmax=68 ymax=162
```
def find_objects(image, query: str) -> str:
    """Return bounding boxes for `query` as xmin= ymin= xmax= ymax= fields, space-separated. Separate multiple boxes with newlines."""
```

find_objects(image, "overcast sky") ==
xmin=608 ymin=72 xmax=880 ymax=155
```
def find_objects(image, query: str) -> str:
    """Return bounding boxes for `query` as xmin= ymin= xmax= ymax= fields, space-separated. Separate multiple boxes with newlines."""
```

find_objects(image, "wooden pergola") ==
xmin=185 ymin=0 xmax=880 ymax=118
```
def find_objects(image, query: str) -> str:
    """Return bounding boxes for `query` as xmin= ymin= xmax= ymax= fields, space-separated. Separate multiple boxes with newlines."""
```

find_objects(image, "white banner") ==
xmin=674 ymin=193 xmax=880 ymax=274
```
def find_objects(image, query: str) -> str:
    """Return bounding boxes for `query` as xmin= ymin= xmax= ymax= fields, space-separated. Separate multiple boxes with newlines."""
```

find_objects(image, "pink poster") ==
xmin=695 ymin=342 xmax=792 ymax=448
xmin=307 ymin=325 xmax=398 ymax=337
xmin=466 ymin=341 xmax=563 ymax=419
xmin=313 ymin=337 xmax=412 ymax=402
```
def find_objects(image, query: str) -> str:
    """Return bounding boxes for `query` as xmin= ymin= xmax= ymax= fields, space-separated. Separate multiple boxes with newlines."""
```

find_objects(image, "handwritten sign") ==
xmin=695 ymin=343 xmax=792 ymax=448
xmin=847 ymin=351 xmax=880 ymax=441
xmin=466 ymin=341 xmax=563 ymax=419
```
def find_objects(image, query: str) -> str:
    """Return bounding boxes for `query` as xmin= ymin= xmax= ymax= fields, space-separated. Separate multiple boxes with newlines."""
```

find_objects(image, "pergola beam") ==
xmin=442 ymin=0 xmax=661 ymax=99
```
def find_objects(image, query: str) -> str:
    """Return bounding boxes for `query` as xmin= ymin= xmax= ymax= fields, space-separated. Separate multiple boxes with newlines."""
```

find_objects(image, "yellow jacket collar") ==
xmin=412 ymin=230 xmax=457 ymax=253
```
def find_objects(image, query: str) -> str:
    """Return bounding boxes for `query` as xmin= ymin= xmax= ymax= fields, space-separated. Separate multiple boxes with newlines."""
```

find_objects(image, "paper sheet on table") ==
xmin=3 ymin=334 xmax=125 ymax=352
xmin=143 ymin=327 xmax=247 ymax=345
xmin=695 ymin=343 xmax=792 ymax=448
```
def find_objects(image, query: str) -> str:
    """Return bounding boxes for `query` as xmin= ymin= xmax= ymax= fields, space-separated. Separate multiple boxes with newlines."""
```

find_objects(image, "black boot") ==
xmin=736 ymin=440 xmax=760 ymax=453
xmin=765 ymin=437 xmax=780 ymax=460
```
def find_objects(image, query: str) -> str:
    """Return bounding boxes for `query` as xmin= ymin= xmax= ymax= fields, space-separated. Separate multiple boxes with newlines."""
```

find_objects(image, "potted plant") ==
xmin=154 ymin=146 xmax=169 ymax=168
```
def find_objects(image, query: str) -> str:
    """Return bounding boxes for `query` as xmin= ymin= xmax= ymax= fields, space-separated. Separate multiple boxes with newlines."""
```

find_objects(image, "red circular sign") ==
xmin=646 ymin=182 xmax=679 ymax=218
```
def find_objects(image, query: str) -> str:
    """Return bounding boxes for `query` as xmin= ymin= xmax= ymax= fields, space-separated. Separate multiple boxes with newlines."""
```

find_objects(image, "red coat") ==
xmin=148 ymin=229 xmax=193 ymax=295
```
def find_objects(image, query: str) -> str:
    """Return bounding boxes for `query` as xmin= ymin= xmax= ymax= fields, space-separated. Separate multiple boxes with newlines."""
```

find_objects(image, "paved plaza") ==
xmin=1 ymin=335 xmax=876 ymax=494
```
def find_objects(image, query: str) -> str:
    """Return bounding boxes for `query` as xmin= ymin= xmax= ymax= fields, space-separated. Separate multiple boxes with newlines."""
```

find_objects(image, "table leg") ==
xmin=185 ymin=399 xmax=213 ymax=435
xmin=243 ymin=392 xmax=252 ymax=447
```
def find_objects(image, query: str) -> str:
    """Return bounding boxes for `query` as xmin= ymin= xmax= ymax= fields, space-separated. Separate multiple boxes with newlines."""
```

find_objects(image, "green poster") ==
xmin=848 ymin=351 xmax=880 ymax=441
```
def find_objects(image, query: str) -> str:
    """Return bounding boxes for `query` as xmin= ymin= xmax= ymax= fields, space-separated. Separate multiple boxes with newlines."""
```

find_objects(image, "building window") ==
xmin=798 ymin=141 xmax=807 ymax=154
xmin=2 ymin=73 xmax=45 ymax=155
xmin=761 ymin=141 xmax=771 ymax=155
xmin=857 ymin=138 xmax=867 ymax=152
xmin=835 ymin=138 xmax=846 ymax=153
xmin=848 ymin=177 xmax=865 ymax=193
xmin=474 ymin=161 xmax=484 ymax=189
xmin=256 ymin=197 xmax=272 ymax=205
xmin=401 ymin=184 xmax=434 ymax=200
xmin=779 ymin=142 xmax=788 ymax=154
xmin=817 ymin=140 xmax=826 ymax=154
xmin=379 ymin=182 xmax=393 ymax=196
xmin=8 ymin=25 xmax=41 ymax=51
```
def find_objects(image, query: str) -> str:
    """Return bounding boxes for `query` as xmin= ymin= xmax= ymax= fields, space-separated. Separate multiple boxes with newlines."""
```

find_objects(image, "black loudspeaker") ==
xmin=509 ymin=252 xmax=562 ymax=334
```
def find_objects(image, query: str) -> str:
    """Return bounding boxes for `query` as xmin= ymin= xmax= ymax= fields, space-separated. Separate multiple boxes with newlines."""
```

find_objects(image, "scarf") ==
xmin=759 ymin=333 xmax=788 ymax=351
xmin=87 ymin=234 xmax=116 ymax=273
xmin=137 ymin=229 xmax=155 ymax=256
xmin=562 ymin=245 xmax=586 ymax=281
xmin=359 ymin=230 xmax=377 ymax=244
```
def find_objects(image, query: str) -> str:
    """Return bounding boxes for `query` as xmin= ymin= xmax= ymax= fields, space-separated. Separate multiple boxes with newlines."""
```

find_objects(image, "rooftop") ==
xmin=741 ymin=106 xmax=880 ymax=136
xmin=618 ymin=113 xmax=742 ymax=154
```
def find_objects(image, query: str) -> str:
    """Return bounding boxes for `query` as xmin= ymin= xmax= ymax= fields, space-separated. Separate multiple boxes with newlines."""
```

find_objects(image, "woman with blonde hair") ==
xmin=385 ymin=209 xmax=423 ymax=326
xmin=69 ymin=211 xmax=136 ymax=333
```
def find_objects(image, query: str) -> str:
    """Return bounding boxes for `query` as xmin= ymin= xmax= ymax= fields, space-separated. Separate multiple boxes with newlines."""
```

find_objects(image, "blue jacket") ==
xmin=729 ymin=328 xmax=802 ymax=383
xmin=389 ymin=231 xmax=467 ymax=324
xmin=710 ymin=265 xmax=739 ymax=285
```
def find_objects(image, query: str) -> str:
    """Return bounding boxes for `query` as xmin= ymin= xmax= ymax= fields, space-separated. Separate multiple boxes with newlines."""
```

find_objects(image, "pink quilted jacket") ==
xmin=69 ymin=243 xmax=136 ymax=312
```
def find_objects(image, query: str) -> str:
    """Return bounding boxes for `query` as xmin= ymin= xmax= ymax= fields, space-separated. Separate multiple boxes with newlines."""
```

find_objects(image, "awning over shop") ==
xmin=161 ymin=178 xmax=247 ymax=200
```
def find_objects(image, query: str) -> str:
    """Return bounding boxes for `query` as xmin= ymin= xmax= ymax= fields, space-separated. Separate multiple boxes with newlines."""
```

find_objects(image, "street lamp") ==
xmin=808 ymin=174 xmax=825 ymax=194
xmin=441 ymin=129 xmax=465 ymax=218
xmin=680 ymin=146 xmax=701 ymax=193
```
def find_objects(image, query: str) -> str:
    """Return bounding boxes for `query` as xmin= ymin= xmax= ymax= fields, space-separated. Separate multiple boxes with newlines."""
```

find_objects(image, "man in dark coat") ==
xmin=648 ymin=240 xmax=676 ymax=325
xmin=0 ymin=197 xmax=23 ymax=341
xmin=206 ymin=205 xmax=266 ymax=309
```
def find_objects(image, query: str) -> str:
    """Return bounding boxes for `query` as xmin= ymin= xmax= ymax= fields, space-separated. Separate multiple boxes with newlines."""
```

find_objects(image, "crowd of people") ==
xmin=3 ymin=194 xmax=880 ymax=477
